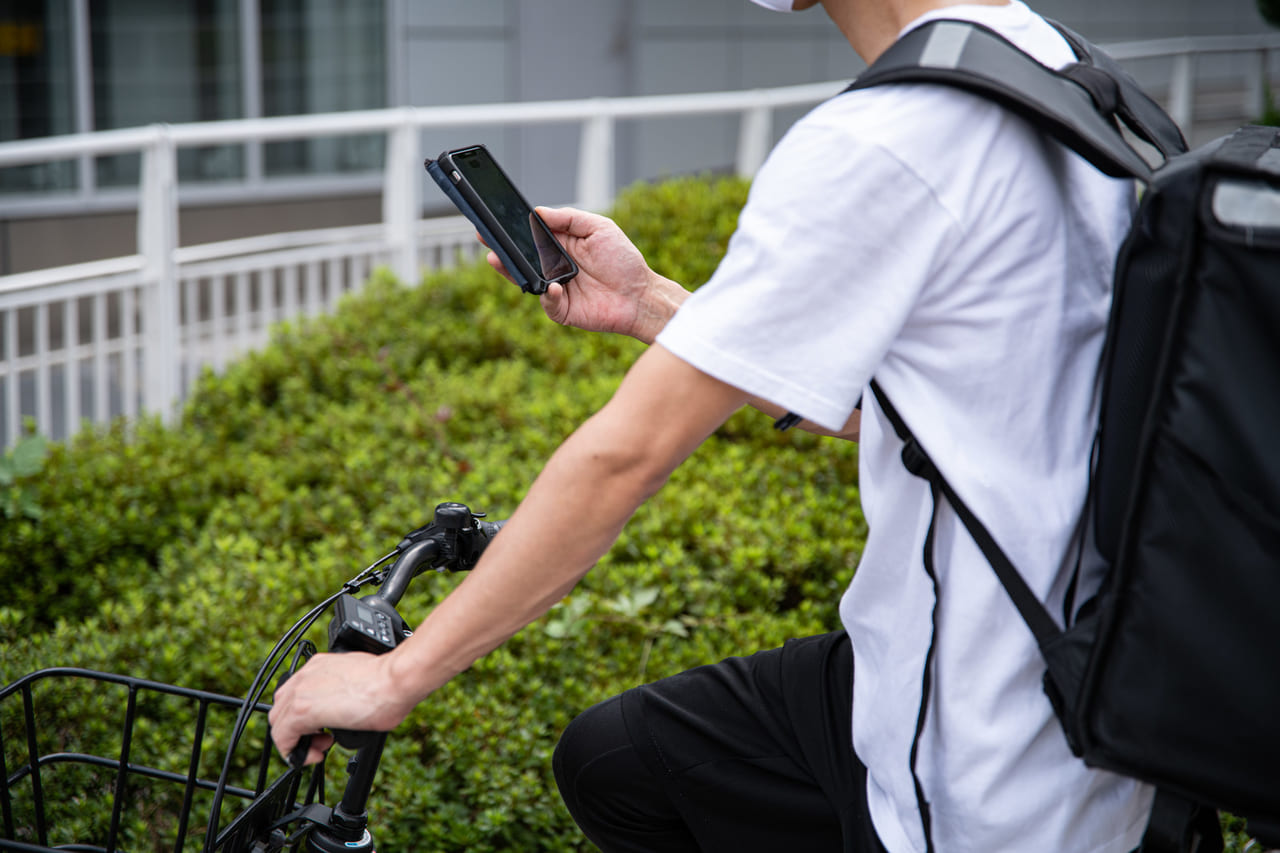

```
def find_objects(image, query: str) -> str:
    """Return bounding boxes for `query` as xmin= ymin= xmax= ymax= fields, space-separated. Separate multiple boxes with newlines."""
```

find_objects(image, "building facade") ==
xmin=1 ymin=0 xmax=1274 ymax=274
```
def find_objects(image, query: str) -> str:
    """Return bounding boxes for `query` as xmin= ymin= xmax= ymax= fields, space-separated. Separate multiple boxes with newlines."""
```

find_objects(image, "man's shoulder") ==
xmin=809 ymin=1 xmax=1074 ymax=140
xmin=808 ymin=82 xmax=990 ymax=141
xmin=784 ymin=82 xmax=1012 ymax=191
xmin=782 ymin=4 xmax=1080 ymax=189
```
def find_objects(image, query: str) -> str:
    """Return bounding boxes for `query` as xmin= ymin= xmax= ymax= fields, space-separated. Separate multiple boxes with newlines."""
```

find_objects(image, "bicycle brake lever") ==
xmin=288 ymin=734 xmax=313 ymax=770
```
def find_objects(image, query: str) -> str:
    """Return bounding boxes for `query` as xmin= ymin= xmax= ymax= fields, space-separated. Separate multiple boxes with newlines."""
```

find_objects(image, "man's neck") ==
xmin=829 ymin=0 xmax=1013 ymax=63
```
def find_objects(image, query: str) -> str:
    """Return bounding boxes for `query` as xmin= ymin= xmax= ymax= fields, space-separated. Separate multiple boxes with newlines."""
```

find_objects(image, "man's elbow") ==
xmin=583 ymin=441 xmax=674 ymax=503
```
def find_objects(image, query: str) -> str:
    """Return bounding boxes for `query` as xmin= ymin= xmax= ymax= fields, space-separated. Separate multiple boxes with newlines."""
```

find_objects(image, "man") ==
xmin=270 ymin=0 xmax=1153 ymax=849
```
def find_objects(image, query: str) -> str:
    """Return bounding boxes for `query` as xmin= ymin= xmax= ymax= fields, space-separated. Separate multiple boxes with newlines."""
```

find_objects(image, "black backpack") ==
xmin=850 ymin=19 xmax=1280 ymax=853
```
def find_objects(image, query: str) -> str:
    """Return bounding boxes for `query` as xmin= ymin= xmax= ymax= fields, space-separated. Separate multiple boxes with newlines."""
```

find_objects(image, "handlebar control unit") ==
xmin=328 ymin=594 xmax=404 ymax=655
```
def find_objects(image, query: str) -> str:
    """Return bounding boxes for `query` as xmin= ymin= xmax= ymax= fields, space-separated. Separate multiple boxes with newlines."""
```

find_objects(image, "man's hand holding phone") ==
xmin=491 ymin=206 xmax=689 ymax=345
xmin=427 ymin=144 xmax=688 ymax=342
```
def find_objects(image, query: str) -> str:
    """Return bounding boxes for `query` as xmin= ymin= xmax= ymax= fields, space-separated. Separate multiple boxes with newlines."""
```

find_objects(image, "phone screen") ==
xmin=451 ymin=146 xmax=575 ymax=283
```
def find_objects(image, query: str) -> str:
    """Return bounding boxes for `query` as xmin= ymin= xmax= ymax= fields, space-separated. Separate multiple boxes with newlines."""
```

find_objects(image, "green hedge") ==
xmin=0 ymin=175 xmax=867 ymax=852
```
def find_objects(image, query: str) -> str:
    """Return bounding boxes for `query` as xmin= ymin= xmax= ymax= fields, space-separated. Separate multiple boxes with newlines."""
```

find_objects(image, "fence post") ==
xmin=2 ymin=309 xmax=15 ymax=447
xmin=577 ymin=110 xmax=615 ymax=212
xmin=1168 ymin=52 xmax=1195 ymax=133
xmin=383 ymin=111 xmax=421 ymax=285
xmin=138 ymin=125 xmax=181 ymax=423
xmin=1244 ymin=48 xmax=1268 ymax=121
xmin=736 ymin=102 xmax=772 ymax=178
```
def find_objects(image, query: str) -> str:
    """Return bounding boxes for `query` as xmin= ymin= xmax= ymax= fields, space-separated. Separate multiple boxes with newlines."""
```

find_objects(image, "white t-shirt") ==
xmin=656 ymin=3 xmax=1153 ymax=852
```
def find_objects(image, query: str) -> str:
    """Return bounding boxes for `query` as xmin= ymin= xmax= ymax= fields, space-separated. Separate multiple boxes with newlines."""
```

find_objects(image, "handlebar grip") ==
xmin=332 ymin=728 xmax=377 ymax=750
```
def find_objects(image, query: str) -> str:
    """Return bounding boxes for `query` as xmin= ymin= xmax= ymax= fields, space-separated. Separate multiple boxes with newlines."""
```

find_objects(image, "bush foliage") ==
xmin=0 ymin=175 xmax=868 ymax=851
xmin=1260 ymin=0 xmax=1280 ymax=28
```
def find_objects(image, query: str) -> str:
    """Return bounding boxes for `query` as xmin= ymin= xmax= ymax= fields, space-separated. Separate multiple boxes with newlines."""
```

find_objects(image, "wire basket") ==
xmin=0 ymin=668 xmax=320 ymax=853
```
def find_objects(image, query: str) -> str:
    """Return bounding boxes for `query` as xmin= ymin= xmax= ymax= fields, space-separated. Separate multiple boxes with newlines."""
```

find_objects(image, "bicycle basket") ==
xmin=1 ymin=668 xmax=323 ymax=853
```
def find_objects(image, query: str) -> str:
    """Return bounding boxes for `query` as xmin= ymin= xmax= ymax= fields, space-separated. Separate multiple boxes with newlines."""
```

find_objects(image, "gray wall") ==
xmin=397 ymin=0 xmax=858 ymax=207
xmin=1045 ymin=0 xmax=1270 ymax=40
xmin=394 ymin=0 xmax=1275 ymax=208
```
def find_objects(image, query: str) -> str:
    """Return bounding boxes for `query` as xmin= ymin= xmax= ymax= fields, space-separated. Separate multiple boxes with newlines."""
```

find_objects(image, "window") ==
xmin=91 ymin=0 xmax=243 ymax=186
xmin=1 ymin=0 xmax=389 ymax=196
xmin=261 ymin=0 xmax=386 ymax=176
xmin=0 ymin=0 xmax=76 ymax=192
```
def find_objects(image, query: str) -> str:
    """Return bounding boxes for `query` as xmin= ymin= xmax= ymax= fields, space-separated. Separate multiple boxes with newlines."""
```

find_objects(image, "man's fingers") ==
xmin=540 ymin=282 xmax=568 ymax=325
xmin=274 ymin=719 xmax=334 ymax=768
xmin=536 ymin=206 xmax=604 ymax=239
xmin=486 ymin=251 xmax=516 ymax=284
xmin=269 ymin=709 xmax=302 ymax=759
xmin=301 ymin=733 xmax=335 ymax=766
xmin=269 ymin=676 xmax=313 ymax=762
xmin=287 ymin=733 xmax=313 ymax=769
xmin=283 ymin=731 xmax=333 ymax=768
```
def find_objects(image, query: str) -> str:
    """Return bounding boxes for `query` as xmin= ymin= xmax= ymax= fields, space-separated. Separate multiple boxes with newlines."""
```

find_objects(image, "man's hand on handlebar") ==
xmin=485 ymin=206 xmax=690 ymax=345
xmin=268 ymin=651 xmax=414 ymax=766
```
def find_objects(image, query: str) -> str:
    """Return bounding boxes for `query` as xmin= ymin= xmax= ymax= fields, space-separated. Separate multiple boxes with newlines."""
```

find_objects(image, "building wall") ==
xmin=396 ymin=0 xmax=1274 ymax=205
xmin=2 ymin=0 xmax=1275 ymax=274
xmin=1052 ymin=0 xmax=1269 ymax=40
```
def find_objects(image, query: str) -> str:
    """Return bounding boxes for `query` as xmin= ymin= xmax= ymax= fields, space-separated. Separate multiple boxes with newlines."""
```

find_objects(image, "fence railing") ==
xmin=1 ymin=31 xmax=1278 ymax=448
xmin=1103 ymin=33 xmax=1280 ymax=132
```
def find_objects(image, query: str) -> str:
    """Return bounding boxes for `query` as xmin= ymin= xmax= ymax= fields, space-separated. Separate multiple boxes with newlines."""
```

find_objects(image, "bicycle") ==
xmin=0 ymin=502 xmax=504 ymax=853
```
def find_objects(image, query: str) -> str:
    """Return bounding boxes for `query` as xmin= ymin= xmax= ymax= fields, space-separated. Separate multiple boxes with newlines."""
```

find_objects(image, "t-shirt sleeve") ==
xmin=656 ymin=103 xmax=963 ymax=432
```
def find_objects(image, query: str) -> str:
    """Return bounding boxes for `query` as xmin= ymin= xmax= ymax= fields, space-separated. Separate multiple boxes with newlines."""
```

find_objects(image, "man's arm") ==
xmin=523 ymin=207 xmax=860 ymax=441
xmin=268 ymin=344 xmax=751 ymax=761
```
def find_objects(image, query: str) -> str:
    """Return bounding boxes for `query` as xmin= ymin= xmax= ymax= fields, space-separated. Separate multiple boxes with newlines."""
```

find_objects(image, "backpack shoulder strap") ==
xmin=1046 ymin=21 xmax=1188 ymax=160
xmin=846 ymin=19 xmax=1188 ymax=181
xmin=868 ymin=381 xmax=1062 ymax=649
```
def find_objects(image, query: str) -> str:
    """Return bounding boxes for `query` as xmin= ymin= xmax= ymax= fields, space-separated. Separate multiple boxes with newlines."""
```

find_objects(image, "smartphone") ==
xmin=425 ymin=145 xmax=578 ymax=295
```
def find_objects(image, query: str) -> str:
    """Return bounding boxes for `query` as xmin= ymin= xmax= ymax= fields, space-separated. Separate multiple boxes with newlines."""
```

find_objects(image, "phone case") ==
xmin=424 ymin=156 xmax=544 ymax=294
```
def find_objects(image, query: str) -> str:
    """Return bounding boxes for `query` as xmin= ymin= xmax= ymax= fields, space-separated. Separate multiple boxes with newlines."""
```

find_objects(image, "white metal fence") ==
xmin=1 ymin=32 xmax=1278 ymax=448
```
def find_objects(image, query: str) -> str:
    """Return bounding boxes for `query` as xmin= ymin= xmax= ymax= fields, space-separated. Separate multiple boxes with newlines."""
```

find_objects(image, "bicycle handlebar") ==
xmin=368 ymin=537 xmax=440 ymax=607
xmin=370 ymin=501 xmax=504 ymax=606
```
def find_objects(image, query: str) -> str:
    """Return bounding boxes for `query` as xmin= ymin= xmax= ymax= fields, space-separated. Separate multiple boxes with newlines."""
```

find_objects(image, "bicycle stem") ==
xmin=304 ymin=734 xmax=387 ymax=852
xmin=370 ymin=537 xmax=441 ymax=606
xmin=337 ymin=734 xmax=386 ymax=821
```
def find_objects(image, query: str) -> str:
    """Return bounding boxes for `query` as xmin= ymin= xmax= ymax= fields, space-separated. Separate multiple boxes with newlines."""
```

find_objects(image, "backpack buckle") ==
xmin=900 ymin=438 xmax=935 ymax=479
xmin=1062 ymin=63 xmax=1120 ymax=118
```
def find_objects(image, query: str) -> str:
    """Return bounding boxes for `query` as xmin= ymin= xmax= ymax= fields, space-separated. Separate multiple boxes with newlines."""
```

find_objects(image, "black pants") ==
xmin=553 ymin=631 xmax=886 ymax=853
